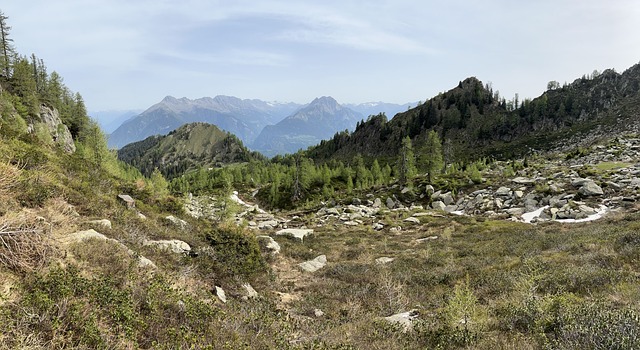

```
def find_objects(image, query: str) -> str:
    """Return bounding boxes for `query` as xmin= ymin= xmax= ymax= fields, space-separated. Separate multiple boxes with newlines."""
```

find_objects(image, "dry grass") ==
xmin=0 ymin=214 xmax=55 ymax=274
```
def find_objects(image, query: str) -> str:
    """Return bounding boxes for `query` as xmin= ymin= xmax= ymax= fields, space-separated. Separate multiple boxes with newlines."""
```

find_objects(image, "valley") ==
xmin=1 ymin=6 xmax=640 ymax=349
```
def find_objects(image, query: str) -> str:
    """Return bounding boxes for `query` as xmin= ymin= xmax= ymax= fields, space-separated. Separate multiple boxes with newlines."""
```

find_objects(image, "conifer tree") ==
xmin=397 ymin=136 xmax=417 ymax=186
xmin=420 ymin=130 xmax=444 ymax=182
xmin=0 ymin=11 xmax=15 ymax=78
xmin=371 ymin=159 xmax=382 ymax=185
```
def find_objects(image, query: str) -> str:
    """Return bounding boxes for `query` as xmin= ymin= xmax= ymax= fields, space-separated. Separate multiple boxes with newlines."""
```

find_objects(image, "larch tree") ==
xmin=420 ymin=130 xmax=444 ymax=182
xmin=397 ymin=136 xmax=417 ymax=186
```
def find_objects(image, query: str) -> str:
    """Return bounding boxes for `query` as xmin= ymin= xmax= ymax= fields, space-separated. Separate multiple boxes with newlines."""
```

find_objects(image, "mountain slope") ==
xmin=345 ymin=101 xmax=415 ymax=119
xmin=108 ymin=96 xmax=300 ymax=149
xmin=117 ymin=122 xmax=264 ymax=178
xmin=307 ymin=63 xmax=640 ymax=163
xmin=252 ymin=96 xmax=364 ymax=157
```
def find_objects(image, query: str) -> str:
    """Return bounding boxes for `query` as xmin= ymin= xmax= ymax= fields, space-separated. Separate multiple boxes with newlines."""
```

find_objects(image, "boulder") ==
xmin=256 ymin=235 xmax=281 ymax=254
xmin=242 ymin=283 xmax=258 ymax=299
xmin=386 ymin=197 xmax=396 ymax=209
xmin=258 ymin=220 xmax=278 ymax=230
xmin=383 ymin=310 xmax=419 ymax=332
xmin=164 ymin=215 xmax=188 ymax=229
xmin=299 ymin=255 xmax=327 ymax=272
xmin=425 ymin=185 xmax=435 ymax=195
xmin=404 ymin=217 xmax=420 ymax=224
xmin=441 ymin=192 xmax=454 ymax=205
xmin=512 ymin=177 xmax=535 ymax=185
xmin=215 ymin=286 xmax=227 ymax=303
xmin=431 ymin=201 xmax=446 ymax=211
xmin=496 ymin=187 xmax=512 ymax=197
xmin=117 ymin=194 xmax=135 ymax=209
xmin=275 ymin=228 xmax=313 ymax=242
xmin=579 ymin=182 xmax=604 ymax=196
xmin=375 ymin=257 xmax=395 ymax=264
xmin=33 ymin=104 xmax=76 ymax=153
xmin=86 ymin=219 xmax=112 ymax=229
xmin=144 ymin=239 xmax=191 ymax=255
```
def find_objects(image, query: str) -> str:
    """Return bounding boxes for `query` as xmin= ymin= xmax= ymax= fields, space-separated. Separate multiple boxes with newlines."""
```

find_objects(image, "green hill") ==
xmin=117 ymin=122 xmax=266 ymax=178
xmin=307 ymin=64 xmax=640 ymax=163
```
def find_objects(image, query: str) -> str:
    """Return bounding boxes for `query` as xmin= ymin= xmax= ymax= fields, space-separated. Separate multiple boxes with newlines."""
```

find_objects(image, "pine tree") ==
xmin=420 ymin=130 xmax=444 ymax=182
xmin=371 ymin=159 xmax=382 ymax=185
xmin=397 ymin=136 xmax=417 ymax=186
xmin=0 ymin=11 xmax=15 ymax=78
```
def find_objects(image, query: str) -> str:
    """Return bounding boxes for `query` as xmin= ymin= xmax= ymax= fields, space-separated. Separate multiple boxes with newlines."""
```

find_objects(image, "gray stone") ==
xmin=87 ymin=219 xmax=112 ymax=229
xmin=275 ymin=228 xmax=313 ymax=242
xmin=444 ymin=205 xmax=459 ymax=213
xmin=299 ymin=255 xmax=327 ymax=272
xmin=425 ymin=185 xmax=435 ymax=195
xmin=373 ymin=198 xmax=382 ymax=208
xmin=343 ymin=221 xmax=360 ymax=226
xmin=383 ymin=310 xmax=419 ymax=332
xmin=137 ymin=256 xmax=157 ymax=269
xmin=512 ymin=177 xmax=535 ymax=185
xmin=118 ymin=194 xmax=135 ymax=209
xmin=144 ymin=239 xmax=191 ymax=254
xmin=32 ymin=104 xmax=76 ymax=153
xmin=164 ymin=215 xmax=188 ymax=229
xmin=401 ymin=187 xmax=411 ymax=194
xmin=496 ymin=187 xmax=512 ymax=196
xmin=431 ymin=201 xmax=446 ymax=211
xmin=506 ymin=207 xmax=525 ymax=216
xmin=375 ymin=257 xmax=395 ymax=264
xmin=215 ymin=286 xmax=227 ymax=303
xmin=258 ymin=220 xmax=278 ymax=230
xmin=372 ymin=223 xmax=384 ymax=231
xmin=386 ymin=197 xmax=396 ymax=209
xmin=579 ymin=182 xmax=604 ymax=196
xmin=326 ymin=208 xmax=340 ymax=215
xmin=404 ymin=217 xmax=420 ymax=224
xmin=313 ymin=309 xmax=325 ymax=317
xmin=571 ymin=178 xmax=592 ymax=187
xmin=256 ymin=235 xmax=281 ymax=254
xmin=416 ymin=236 xmax=438 ymax=243
xmin=514 ymin=190 xmax=524 ymax=199
xmin=242 ymin=283 xmax=258 ymax=299
xmin=441 ymin=192 xmax=454 ymax=205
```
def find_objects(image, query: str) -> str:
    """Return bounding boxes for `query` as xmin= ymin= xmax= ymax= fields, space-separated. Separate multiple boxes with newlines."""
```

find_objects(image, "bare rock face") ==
xmin=30 ymin=104 xmax=76 ymax=154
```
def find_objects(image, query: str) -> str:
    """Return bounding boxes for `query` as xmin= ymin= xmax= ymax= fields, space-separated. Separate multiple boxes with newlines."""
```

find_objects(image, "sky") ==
xmin=3 ymin=0 xmax=640 ymax=112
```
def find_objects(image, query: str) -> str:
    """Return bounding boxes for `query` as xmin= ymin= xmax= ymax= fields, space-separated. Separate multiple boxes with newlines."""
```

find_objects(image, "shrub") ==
xmin=204 ymin=223 xmax=266 ymax=279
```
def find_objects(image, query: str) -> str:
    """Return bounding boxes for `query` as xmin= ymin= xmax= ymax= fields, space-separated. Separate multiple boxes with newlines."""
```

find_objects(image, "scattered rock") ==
xmin=256 ymin=235 xmax=281 ymax=254
xmin=137 ymin=256 xmax=157 ymax=269
xmin=372 ymin=223 xmax=384 ymax=231
xmin=258 ymin=220 xmax=279 ymax=230
xmin=215 ymin=286 xmax=227 ymax=303
xmin=299 ymin=255 xmax=327 ymax=272
xmin=431 ymin=201 xmax=446 ymax=211
xmin=242 ymin=283 xmax=258 ymax=299
xmin=579 ymin=181 xmax=604 ymax=196
xmin=416 ymin=236 xmax=438 ymax=243
xmin=386 ymin=197 xmax=396 ymax=209
xmin=313 ymin=309 xmax=325 ymax=317
xmin=496 ymin=187 xmax=512 ymax=196
xmin=375 ymin=257 xmax=395 ymax=264
xmin=372 ymin=198 xmax=382 ymax=208
xmin=404 ymin=217 xmax=420 ymax=224
xmin=144 ymin=239 xmax=191 ymax=255
xmin=117 ymin=194 xmax=135 ymax=209
xmin=512 ymin=177 xmax=535 ymax=185
xmin=383 ymin=310 xmax=419 ymax=332
xmin=164 ymin=215 xmax=188 ymax=229
xmin=86 ymin=219 xmax=112 ymax=229
xmin=275 ymin=228 xmax=313 ymax=242
xmin=401 ymin=187 xmax=411 ymax=194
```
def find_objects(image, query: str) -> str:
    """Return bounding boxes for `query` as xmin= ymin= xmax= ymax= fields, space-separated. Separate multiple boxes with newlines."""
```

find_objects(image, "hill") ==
xmin=107 ymin=95 xmax=300 ymax=149
xmin=252 ymin=96 xmax=364 ymax=157
xmin=307 ymin=63 xmax=640 ymax=163
xmin=117 ymin=122 xmax=264 ymax=178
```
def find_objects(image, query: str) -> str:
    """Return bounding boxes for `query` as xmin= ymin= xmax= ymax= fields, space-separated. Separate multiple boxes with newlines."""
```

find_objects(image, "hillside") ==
xmin=108 ymin=95 xmax=300 ymax=149
xmin=117 ymin=122 xmax=264 ymax=178
xmin=307 ymin=63 xmax=640 ymax=163
xmin=252 ymin=96 xmax=364 ymax=157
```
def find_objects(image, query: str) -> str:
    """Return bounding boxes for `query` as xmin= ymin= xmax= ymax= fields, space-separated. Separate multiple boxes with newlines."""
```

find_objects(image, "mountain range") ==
xmin=251 ymin=96 xmax=364 ymax=157
xmin=107 ymin=96 xmax=300 ymax=149
xmin=107 ymin=96 xmax=413 ymax=154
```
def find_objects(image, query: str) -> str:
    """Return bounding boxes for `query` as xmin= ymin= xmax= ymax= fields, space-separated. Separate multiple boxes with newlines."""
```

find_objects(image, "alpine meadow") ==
xmin=2 ymin=5 xmax=640 ymax=350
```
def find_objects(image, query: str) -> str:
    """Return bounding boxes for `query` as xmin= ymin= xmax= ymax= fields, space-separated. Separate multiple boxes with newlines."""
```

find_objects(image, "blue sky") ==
xmin=3 ymin=0 xmax=640 ymax=111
